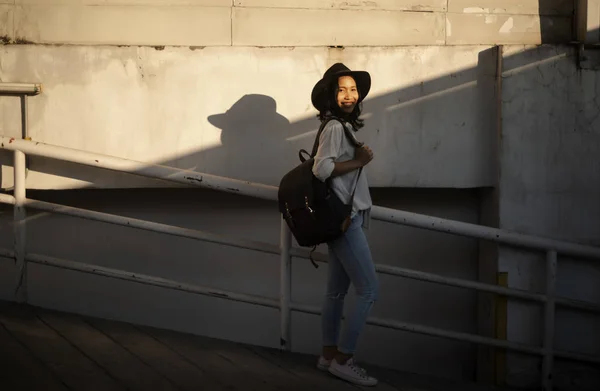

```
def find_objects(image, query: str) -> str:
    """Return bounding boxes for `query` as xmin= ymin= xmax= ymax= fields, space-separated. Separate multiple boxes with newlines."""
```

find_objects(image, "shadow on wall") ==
xmin=7 ymin=46 xmax=500 ymax=190
xmin=195 ymin=94 xmax=295 ymax=186
xmin=538 ymin=0 xmax=575 ymax=43
xmin=0 ymin=2 xmax=581 ymax=190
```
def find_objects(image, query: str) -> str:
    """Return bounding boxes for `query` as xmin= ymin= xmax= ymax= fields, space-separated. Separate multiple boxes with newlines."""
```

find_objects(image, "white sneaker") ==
xmin=316 ymin=356 xmax=331 ymax=371
xmin=328 ymin=358 xmax=378 ymax=386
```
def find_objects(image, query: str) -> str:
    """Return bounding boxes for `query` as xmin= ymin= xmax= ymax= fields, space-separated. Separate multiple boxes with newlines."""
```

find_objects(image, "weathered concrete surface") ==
xmin=234 ymin=0 xmax=447 ymax=11
xmin=448 ymin=0 xmax=573 ymax=15
xmin=446 ymin=13 xmax=572 ymax=45
xmin=15 ymin=0 xmax=232 ymax=5
xmin=232 ymin=7 xmax=446 ymax=46
xmin=0 ymin=1 xmax=574 ymax=46
xmin=13 ymin=4 xmax=232 ymax=46
xmin=0 ymin=5 xmax=12 ymax=40
xmin=500 ymin=45 xmax=600 ymax=391
xmin=0 ymin=45 xmax=497 ymax=190
xmin=0 ymin=186 xmax=481 ymax=381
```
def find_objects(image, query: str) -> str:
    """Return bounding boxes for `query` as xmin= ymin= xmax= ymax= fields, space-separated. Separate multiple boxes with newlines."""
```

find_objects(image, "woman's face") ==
xmin=336 ymin=76 xmax=359 ymax=113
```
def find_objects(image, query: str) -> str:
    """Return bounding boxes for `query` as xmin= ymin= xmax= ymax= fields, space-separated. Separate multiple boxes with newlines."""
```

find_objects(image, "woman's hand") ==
xmin=329 ymin=145 xmax=373 ymax=178
xmin=355 ymin=145 xmax=374 ymax=167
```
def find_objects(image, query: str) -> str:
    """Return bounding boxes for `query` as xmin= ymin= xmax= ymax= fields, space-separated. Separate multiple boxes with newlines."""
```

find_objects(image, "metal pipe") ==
xmin=0 ymin=193 xmax=16 ymax=205
xmin=370 ymin=206 xmax=600 ymax=261
xmin=26 ymin=252 xmax=280 ymax=310
xmin=5 ymin=195 xmax=600 ymax=317
xmin=2 ymin=137 xmax=599 ymax=261
xmin=21 ymin=96 xmax=29 ymax=139
xmin=279 ymin=219 xmax=292 ymax=351
xmin=3 ymin=244 xmax=599 ymax=366
xmin=290 ymin=302 xmax=600 ymax=366
xmin=289 ymin=302 xmax=544 ymax=356
xmin=291 ymin=247 xmax=548 ymax=303
xmin=0 ymin=136 xmax=278 ymax=201
xmin=542 ymin=251 xmax=557 ymax=391
xmin=23 ymin=198 xmax=281 ymax=257
xmin=289 ymin=247 xmax=600 ymax=314
xmin=0 ymin=83 xmax=42 ymax=96
xmin=0 ymin=248 xmax=15 ymax=259
xmin=13 ymin=150 xmax=27 ymax=303
xmin=554 ymin=347 xmax=600 ymax=365
xmin=374 ymin=263 xmax=547 ymax=303
xmin=555 ymin=296 xmax=600 ymax=314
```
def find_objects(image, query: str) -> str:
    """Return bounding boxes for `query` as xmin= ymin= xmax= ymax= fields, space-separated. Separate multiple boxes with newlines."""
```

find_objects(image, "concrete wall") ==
xmin=0 ymin=1 xmax=573 ymax=46
xmin=0 ymin=44 xmax=498 ymax=189
xmin=0 ymin=187 xmax=482 ymax=380
xmin=500 ymin=44 xmax=600 ymax=391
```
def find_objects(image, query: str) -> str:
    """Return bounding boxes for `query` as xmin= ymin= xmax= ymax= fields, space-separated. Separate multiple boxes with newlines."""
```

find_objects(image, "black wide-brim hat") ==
xmin=311 ymin=63 xmax=371 ymax=112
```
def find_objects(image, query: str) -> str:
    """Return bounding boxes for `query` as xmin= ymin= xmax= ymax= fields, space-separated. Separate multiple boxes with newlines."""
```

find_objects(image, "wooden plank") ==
xmin=88 ymin=317 xmax=227 ymax=391
xmin=144 ymin=326 xmax=287 ymax=391
xmin=158 ymin=330 xmax=316 ymax=391
xmin=147 ymin=324 xmax=400 ymax=391
xmin=35 ymin=308 xmax=179 ymax=391
xmin=0 ymin=322 xmax=69 ymax=391
xmin=0 ymin=302 xmax=125 ymax=391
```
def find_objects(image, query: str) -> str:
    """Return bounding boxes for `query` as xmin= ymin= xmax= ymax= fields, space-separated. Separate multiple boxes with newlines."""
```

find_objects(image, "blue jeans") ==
xmin=321 ymin=212 xmax=379 ymax=355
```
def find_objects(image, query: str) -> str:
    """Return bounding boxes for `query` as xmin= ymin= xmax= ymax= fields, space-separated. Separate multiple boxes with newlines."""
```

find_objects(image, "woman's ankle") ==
xmin=322 ymin=345 xmax=338 ymax=360
xmin=333 ymin=352 xmax=353 ymax=365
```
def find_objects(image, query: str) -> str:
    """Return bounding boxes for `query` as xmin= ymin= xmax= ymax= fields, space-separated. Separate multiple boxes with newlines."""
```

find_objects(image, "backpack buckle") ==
xmin=304 ymin=196 xmax=315 ymax=215
xmin=284 ymin=202 xmax=295 ymax=228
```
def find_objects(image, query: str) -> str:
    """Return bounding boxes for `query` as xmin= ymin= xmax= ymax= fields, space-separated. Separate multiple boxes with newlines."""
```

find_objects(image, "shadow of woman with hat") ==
xmin=204 ymin=94 xmax=293 ymax=186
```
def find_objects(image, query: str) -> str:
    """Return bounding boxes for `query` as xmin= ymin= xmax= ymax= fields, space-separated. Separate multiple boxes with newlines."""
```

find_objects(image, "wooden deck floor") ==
xmin=0 ymin=301 xmax=508 ymax=391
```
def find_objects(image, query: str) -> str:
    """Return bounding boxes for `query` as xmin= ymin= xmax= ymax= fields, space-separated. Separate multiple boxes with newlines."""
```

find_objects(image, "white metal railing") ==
xmin=1 ymin=84 xmax=600 ymax=391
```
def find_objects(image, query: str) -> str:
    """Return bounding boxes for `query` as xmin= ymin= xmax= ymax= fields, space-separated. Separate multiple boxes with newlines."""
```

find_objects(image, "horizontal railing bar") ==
xmin=3 ymin=238 xmax=599 ymax=316
xmin=2 ymin=136 xmax=599 ymax=261
xmin=291 ymin=249 xmax=600 ymax=314
xmin=0 ymin=193 xmax=16 ymax=205
xmin=26 ymin=252 xmax=280 ymax=310
xmin=370 ymin=207 xmax=600 ymax=260
xmin=5 ymin=245 xmax=599 ymax=366
xmin=4 ymin=192 xmax=595 ymax=314
xmin=554 ymin=348 xmax=600 ymax=365
xmin=291 ymin=303 xmax=600 ymax=365
xmin=555 ymin=297 xmax=600 ymax=314
xmin=3 ymin=192 xmax=599 ymax=315
xmin=290 ymin=303 xmax=543 ymax=356
xmin=0 ymin=248 xmax=14 ymax=259
xmin=0 ymin=83 xmax=42 ymax=96
xmin=375 ymin=264 xmax=547 ymax=303
xmin=20 ymin=198 xmax=282 ymax=257
xmin=0 ymin=136 xmax=278 ymax=201
xmin=290 ymin=247 xmax=547 ymax=303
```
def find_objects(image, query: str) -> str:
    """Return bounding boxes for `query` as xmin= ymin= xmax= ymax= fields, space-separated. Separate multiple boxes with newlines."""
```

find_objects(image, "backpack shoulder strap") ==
xmin=310 ymin=117 xmax=362 ymax=157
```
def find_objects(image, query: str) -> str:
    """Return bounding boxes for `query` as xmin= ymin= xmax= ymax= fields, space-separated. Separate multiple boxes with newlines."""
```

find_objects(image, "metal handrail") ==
xmin=2 ymin=195 xmax=597 ymax=316
xmin=2 ymin=136 xmax=599 ymax=260
xmin=0 ymin=83 xmax=42 ymax=96
xmin=2 ymin=85 xmax=599 ymax=391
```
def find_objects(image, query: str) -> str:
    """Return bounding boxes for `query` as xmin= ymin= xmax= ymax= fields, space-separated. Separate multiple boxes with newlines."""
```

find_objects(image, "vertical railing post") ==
xmin=542 ymin=250 xmax=557 ymax=391
xmin=14 ymin=95 xmax=28 ymax=303
xmin=279 ymin=218 xmax=292 ymax=351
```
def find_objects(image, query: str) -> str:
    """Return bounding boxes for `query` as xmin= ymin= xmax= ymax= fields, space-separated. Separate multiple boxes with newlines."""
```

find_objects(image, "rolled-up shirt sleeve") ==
xmin=312 ymin=121 xmax=344 ymax=182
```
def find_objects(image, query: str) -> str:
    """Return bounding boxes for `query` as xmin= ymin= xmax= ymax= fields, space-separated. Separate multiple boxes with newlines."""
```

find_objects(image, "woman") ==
xmin=310 ymin=63 xmax=379 ymax=387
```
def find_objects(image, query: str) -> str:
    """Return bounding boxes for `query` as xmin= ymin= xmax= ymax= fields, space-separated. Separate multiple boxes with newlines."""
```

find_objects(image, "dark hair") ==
xmin=317 ymin=79 xmax=365 ymax=130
